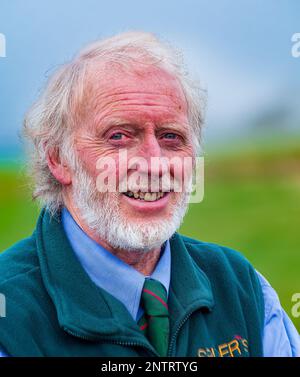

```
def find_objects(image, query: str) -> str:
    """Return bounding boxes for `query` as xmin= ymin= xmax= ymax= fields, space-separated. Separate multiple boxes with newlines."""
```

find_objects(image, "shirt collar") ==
xmin=61 ymin=208 xmax=171 ymax=321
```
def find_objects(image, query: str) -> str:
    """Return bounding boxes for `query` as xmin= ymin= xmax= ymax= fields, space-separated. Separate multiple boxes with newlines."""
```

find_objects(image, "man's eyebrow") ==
xmin=157 ymin=123 xmax=190 ymax=131
xmin=95 ymin=119 xmax=190 ymax=135
xmin=95 ymin=118 xmax=137 ymax=133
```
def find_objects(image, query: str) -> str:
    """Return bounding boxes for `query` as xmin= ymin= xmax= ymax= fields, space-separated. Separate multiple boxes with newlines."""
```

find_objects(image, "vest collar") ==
xmin=35 ymin=209 xmax=214 ymax=343
xmin=168 ymin=233 xmax=215 ymax=333
xmin=36 ymin=209 xmax=144 ymax=342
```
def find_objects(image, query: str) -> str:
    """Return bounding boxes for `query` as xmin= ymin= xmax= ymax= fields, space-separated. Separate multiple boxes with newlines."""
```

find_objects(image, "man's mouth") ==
xmin=123 ymin=191 xmax=168 ymax=202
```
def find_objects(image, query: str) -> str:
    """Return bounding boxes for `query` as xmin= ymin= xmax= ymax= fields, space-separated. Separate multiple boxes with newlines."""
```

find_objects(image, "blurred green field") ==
xmin=0 ymin=140 xmax=299 ymax=331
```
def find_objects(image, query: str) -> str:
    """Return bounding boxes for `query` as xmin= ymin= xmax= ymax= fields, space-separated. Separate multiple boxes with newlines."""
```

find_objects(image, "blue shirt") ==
xmin=60 ymin=208 xmax=171 ymax=323
xmin=1 ymin=208 xmax=299 ymax=356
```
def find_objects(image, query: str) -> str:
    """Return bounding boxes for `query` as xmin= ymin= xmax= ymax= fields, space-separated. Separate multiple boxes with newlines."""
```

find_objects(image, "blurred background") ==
xmin=0 ymin=0 xmax=299 ymax=330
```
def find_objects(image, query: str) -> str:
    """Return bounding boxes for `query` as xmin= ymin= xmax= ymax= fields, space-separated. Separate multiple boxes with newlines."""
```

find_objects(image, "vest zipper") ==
xmin=168 ymin=303 xmax=209 ymax=357
xmin=63 ymin=327 xmax=158 ymax=357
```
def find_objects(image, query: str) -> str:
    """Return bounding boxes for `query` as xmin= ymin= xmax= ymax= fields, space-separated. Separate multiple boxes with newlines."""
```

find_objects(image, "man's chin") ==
xmin=102 ymin=218 xmax=176 ymax=253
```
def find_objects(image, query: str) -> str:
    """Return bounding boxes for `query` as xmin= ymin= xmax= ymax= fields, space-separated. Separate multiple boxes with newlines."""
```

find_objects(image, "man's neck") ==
xmin=65 ymin=203 xmax=162 ymax=276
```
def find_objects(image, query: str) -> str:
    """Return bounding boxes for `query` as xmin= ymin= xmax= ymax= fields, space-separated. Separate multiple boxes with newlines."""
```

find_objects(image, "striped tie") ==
xmin=138 ymin=278 xmax=170 ymax=356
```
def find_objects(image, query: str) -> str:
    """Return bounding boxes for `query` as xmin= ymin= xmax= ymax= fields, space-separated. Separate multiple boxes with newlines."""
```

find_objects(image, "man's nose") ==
xmin=139 ymin=133 xmax=162 ymax=160
xmin=135 ymin=134 xmax=168 ymax=177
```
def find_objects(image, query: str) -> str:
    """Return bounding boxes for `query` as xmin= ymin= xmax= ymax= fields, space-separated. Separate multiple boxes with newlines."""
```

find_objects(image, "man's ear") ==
xmin=46 ymin=147 xmax=72 ymax=185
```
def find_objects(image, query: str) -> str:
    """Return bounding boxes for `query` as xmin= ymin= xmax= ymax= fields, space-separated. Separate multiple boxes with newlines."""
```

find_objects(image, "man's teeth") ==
xmin=124 ymin=191 xmax=165 ymax=201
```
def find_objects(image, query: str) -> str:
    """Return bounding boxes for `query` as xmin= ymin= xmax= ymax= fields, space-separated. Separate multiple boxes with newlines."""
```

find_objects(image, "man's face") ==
xmin=72 ymin=64 xmax=194 ymax=251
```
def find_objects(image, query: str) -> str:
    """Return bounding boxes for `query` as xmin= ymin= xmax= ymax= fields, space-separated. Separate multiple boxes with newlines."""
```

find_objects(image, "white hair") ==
xmin=23 ymin=31 xmax=206 ymax=213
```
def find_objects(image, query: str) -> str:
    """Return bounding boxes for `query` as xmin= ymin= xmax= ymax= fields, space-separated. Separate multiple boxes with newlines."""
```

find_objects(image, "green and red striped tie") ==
xmin=138 ymin=278 xmax=170 ymax=356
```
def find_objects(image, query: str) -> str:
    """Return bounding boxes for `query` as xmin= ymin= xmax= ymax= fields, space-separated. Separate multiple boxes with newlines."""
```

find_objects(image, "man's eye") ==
xmin=163 ymin=133 xmax=177 ymax=139
xmin=110 ymin=132 xmax=124 ymax=140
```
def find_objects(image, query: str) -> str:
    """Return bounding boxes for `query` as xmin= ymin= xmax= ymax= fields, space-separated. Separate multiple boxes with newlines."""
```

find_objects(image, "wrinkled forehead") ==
xmin=83 ymin=61 xmax=188 ymax=112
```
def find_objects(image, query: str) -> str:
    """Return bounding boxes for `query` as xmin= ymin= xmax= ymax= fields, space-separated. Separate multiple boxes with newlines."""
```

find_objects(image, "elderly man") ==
xmin=0 ymin=32 xmax=299 ymax=357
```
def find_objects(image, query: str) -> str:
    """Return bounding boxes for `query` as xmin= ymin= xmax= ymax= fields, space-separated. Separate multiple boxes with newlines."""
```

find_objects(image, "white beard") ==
xmin=72 ymin=162 xmax=190 ymax=253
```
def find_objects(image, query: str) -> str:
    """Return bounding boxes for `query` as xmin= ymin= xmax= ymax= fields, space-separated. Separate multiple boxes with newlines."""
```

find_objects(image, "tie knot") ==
xmin=140 ymin=278 xmax=169 ymax=316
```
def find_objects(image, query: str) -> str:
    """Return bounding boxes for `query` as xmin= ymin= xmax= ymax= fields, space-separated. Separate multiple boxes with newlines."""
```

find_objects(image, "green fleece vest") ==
xmin=0 ymin=209 xmax=264 ymax=357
